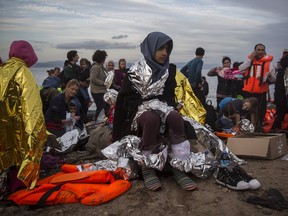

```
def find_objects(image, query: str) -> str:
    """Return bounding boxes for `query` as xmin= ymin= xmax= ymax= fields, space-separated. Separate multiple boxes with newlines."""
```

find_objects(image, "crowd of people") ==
xmin=0 ymin=35 xmax=287 ymax=199
xmin=181 ymin=44 xmax=287 ymax=134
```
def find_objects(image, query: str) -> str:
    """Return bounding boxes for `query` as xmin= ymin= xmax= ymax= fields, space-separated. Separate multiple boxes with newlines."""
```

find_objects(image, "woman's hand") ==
xmin=250 ymin=51 xmax=257 ymax=60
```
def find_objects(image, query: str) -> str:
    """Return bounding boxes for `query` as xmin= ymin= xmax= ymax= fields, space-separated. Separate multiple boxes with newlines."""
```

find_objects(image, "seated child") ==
xmin=66 ymin=101 xmax=81 ymax=132
xmin=42 ymin=68 xmax=61 ymax=89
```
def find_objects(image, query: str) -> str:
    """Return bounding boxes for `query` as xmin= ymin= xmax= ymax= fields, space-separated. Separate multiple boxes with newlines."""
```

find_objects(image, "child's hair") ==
xmin=232 ymin=62 xmax=240 ymax=69
xmin=245 ymin=97 xmax=258 ymax=113
xmin=47 ymin=68 xmax=55 ymax=76
xmin=68 ymin=101 xmax=76 ymax=108
xmin=63 ymin=60 xmax=69 ymax=67
xmin=80 ymin=58 xmax=91 ymax=67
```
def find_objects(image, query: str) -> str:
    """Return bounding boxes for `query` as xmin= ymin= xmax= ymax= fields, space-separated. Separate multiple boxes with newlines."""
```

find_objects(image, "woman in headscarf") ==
xmin=0 ymin=40 xmax=47 ymax=190
xmin=112 ymin=32 xmax=197 ymax=191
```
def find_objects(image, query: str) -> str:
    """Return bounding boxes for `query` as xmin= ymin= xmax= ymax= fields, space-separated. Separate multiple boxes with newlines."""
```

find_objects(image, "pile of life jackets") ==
xmin=8 ymin=165 xmax=131 ymax=206
xmin=263 ymin=107 xmax=288 ymax=133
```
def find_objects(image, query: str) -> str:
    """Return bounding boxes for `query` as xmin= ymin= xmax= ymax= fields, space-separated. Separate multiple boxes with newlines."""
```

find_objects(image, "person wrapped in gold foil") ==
xmin=175 ymin=71 xmax=206 ymax=124
xmin=0 ymin=40 xmax=47 ymax=189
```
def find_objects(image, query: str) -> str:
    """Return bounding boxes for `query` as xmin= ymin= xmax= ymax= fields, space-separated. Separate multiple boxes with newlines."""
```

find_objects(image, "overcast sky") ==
xmin=0 ymin=0 xmax=287 ymax=68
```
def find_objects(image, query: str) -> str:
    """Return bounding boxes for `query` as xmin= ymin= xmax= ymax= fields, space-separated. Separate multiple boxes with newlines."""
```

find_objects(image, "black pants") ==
xmin=272 ymin=90 xmax=288 ymax=129
xmin=91 ymin=92 xmax=109 ymax=121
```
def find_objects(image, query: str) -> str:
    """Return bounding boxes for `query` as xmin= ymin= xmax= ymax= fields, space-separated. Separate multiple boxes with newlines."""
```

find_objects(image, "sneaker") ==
xmin=233 ymin=165 xmax=261 ymax=190
xmin=216 ymin=166 xmax=250 ymax=190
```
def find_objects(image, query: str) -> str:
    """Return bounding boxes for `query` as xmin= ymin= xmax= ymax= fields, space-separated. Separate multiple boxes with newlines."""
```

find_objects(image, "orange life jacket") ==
xmin=8 ymin=169 xmax=131 ymax=206
xmin=243 ymin=55 xmax=273 ymax=94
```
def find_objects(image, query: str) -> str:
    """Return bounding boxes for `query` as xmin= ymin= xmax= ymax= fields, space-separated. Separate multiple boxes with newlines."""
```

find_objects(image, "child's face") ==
xmin=80 ymin=62 xmax=87 ymax=69
xmin=155 ymin=44 xmax=169 ymax=65
xmin=107 ymin=62 xmax=114 ymax=71
xmin=242 ymin=101 xmax=252 ymax=111
xmin=119 ymin=61 xmax=126 ymax=69
xmin=54 ymin=68 xmax=61 ymax=76
xmin=51 ymin=71 xmax=58 ymax=77
xmin=69 ymin=106 xmax=77 ymax=114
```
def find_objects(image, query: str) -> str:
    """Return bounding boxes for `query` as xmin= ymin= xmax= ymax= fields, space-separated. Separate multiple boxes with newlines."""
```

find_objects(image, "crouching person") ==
xmin=45 ymin=79 xmax=84 ymax=137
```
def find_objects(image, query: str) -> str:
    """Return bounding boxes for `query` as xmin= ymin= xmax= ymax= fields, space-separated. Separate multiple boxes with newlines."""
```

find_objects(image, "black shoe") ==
xmin=232 ymin=165 xmax=261 ymax=190
xmin=216 ymin=166 xmax=250 ymax=190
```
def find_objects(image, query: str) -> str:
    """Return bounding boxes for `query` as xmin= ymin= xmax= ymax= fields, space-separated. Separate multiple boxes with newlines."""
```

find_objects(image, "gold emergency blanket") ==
xmin=175 ymin=71 xmax=206 ymax=124
xmin=0 ymin=58 xmax=47 ymax=189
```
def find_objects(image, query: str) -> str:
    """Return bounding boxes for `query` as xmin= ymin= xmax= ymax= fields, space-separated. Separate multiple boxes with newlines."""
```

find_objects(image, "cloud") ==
xmin=112 ymin=35 xmax=128 ymax=39
xmin=56 ymin=40 xmax=138 ymax=50
xmin=0 ymin=0 xmax=287 ymax=64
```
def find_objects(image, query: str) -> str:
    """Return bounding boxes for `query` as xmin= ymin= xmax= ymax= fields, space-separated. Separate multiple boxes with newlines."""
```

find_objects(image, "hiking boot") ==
xmin=233 ymin=165 xmax=261 ymax=190
xmin=216 ymin=166 xmax=250 ymax=190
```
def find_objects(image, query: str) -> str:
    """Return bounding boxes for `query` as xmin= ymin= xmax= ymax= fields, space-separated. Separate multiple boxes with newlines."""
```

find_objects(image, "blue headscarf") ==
xmin=140 ymin=32 xmax=173 ymax=83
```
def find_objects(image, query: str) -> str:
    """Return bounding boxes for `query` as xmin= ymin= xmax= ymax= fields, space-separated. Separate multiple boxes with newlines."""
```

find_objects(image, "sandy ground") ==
xmin=1 ymin=155 xmax=288 ymax=216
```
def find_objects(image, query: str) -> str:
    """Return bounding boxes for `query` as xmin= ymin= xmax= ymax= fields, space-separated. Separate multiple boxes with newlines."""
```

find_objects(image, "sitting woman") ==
xmin=45 ymin=79 xmax=84 ymax=137
xmin=113 ymin=32 xmax=197 ymax=191
xmin=215 ymin=97 xmax=258 ymax=132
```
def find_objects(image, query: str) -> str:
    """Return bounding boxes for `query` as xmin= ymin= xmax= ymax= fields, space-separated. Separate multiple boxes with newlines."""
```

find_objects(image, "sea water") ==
xmin=30 ymin=67 xmax=275 ymax=111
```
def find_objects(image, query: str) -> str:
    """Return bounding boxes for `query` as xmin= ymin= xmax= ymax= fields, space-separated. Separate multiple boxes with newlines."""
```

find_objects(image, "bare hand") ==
xmin=250 ymin=51 xmax=257 ymax=60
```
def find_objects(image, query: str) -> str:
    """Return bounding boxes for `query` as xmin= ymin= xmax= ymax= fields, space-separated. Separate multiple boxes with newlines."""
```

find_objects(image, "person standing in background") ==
xmin=113 ymin=58 xmax=128 ymax=90
xmin=201 ymin=76 xmax=209 ymax=100
xmin=90 ymin=50 xmax=109 ymax=122
xmin=239 ymin=44 xmax=275 ymax=132
xmin=61 ymin=50 xmax=81 ymax=88
xmin=230 ymin=62 xmax=244 ymax=99
xmin=180 ymin=47 xmax=206 ymax=105
xmin=270 ymin=49 xmax=288 ymax=132
xmin=0 ymin=40 xmax=47 ymax=191
xmin=207 ymin=56 xmax=233 ymax=111
xmin=78 ymin=58 xmax=93 ymax=122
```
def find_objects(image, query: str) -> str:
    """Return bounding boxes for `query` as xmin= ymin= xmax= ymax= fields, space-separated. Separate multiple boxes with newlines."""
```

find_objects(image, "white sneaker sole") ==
xmin=248 ymin=179 xmax=261 ymax=190
xmin=216 ymin=179 xmax=250 ymax=190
